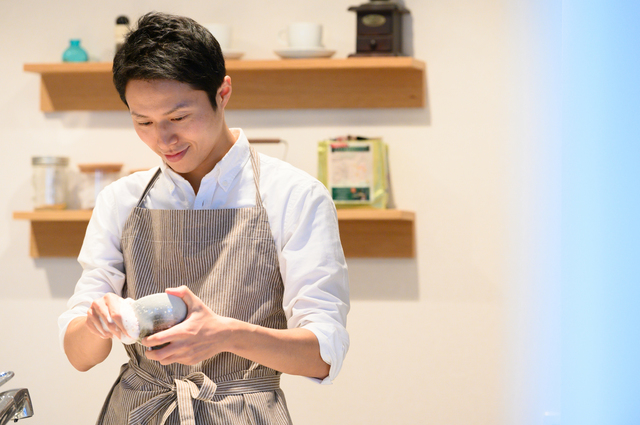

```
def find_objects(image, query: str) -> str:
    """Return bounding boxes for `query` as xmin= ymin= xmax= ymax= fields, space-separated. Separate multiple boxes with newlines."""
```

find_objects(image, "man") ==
xmin=58 ymin=12 xmax=349 ymax=425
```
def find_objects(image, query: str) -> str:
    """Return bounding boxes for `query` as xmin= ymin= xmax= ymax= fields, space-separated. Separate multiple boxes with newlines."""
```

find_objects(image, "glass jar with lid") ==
xmin=77 ymin=163 xmax=123 ymax=209
xmin=32 ymin=156 xmax=69 ymax=210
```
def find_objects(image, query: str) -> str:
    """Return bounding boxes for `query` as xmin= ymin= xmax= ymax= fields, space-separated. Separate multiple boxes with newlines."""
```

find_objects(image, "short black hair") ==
xmin=112 ymin=12 xmax=226 ymax=111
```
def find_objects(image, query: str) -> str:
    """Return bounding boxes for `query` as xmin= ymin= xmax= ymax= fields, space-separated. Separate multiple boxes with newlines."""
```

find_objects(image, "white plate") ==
xmin=223 ymin=50 xmax=244 ymax=60
xmin=275 ymin=47 xmax=336 ymax=59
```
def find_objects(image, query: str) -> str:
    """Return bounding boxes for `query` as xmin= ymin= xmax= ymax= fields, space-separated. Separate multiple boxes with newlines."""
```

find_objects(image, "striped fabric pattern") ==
xmin=96 ymin=149 xmax=293 ymax=425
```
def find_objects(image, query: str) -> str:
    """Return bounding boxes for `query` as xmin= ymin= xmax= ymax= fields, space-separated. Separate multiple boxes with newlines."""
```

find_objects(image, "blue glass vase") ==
xmin=62 ymin=39 xmax=88 ymax=62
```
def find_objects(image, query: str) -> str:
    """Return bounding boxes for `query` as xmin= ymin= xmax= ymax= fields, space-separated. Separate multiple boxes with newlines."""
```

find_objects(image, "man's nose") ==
xmin=156 ymin=122 xmax=177 ymax=147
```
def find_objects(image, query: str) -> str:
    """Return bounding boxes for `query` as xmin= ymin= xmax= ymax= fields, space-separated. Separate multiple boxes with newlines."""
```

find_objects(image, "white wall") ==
xmin=0 ymin=1 xmax=560 ymax=424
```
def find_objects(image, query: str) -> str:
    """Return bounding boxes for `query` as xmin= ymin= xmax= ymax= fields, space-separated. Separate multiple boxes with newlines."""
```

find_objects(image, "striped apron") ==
xmin=96 ymin=148 xmax=293 ymax=425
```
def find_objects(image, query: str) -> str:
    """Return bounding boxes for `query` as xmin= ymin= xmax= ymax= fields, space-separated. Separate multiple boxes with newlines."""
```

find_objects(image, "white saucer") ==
xmin=223 ymin=50 xmax=244 ymax=60
xmin=275 ymin=47 xmax=335 ymax=59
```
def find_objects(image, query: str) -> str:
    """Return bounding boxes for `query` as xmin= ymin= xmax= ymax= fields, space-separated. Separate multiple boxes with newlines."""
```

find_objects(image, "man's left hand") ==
xmin=141 ymin=285 xmax=237 ymax=365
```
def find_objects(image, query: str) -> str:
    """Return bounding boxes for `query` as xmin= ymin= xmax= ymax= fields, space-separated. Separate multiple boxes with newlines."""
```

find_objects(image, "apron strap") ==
xmin=126 ymin=363 xmax=280 ymax=425
xmin=249 ymin=146 xmax=264 ymax=208
xmin=136 ymin=168 xmax=162 ymax=208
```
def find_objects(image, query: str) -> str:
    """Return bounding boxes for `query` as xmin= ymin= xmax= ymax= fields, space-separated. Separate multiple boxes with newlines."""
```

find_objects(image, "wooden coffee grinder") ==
xmin=348 ymin=0 xmax=410 ymax=57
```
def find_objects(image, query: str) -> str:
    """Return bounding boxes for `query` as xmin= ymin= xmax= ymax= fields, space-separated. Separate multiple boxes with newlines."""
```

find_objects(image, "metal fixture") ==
xmin=0 ymin=371 xmax=33 ymax=424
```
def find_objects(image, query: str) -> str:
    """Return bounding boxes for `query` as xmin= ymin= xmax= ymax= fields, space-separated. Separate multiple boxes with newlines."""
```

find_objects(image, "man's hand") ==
xmin=141 ymin=286 xmax=236 ymax=365
xmin=65 ymin=293 xmax=128 ymax=371
xmin=141 ymin=286 xmax=329 ymax=379
xmin=86 ymin=293 xmax=132 ymax=341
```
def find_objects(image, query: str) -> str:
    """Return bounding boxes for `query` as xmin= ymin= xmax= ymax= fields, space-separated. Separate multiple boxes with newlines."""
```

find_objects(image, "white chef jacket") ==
xmin=58 ymin=129 xmax=350 ymax=384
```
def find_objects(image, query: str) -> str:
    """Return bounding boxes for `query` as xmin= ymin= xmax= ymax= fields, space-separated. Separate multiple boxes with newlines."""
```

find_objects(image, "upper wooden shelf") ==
xmin=24 ymin=57 xmax=426 ymax=111
xmin=13 ymin=209 xmax=415 ymax=258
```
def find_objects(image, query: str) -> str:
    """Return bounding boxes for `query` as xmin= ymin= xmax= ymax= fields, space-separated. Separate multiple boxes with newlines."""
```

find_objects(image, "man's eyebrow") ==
xmin=130 ymin=101 xmax=193 ymax=118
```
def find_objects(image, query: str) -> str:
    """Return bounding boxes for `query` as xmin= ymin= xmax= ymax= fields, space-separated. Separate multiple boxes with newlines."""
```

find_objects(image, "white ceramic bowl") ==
xmin=119 ymin=293 xmax=187 ymax=344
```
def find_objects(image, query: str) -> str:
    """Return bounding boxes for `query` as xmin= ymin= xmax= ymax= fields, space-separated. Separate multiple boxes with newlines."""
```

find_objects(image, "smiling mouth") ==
xmin=163 ymin=148 xmax=188 ymax=163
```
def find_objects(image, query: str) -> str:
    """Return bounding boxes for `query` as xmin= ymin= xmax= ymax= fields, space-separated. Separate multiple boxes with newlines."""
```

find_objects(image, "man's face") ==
xmin=125 ymin=79 xmax=227 ymax=183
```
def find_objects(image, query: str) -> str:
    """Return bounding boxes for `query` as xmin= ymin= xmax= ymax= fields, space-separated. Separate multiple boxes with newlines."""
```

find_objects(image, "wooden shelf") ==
xmin=13 ymin=209 xmax=415 ymax=258
xmin=13 ymin=210 xmax=93 ymax=221
xmin=12 ymin=210 xmax=92 ymax=258
xmin=336 ymin=209 xmax=415 ymax=258
xmin=24 ymin=57 xmax=425 ymax=111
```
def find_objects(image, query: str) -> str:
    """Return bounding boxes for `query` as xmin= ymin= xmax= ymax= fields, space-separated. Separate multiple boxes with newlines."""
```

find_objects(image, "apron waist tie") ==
xmin=126 ymin=363 xmax=281 ymax=425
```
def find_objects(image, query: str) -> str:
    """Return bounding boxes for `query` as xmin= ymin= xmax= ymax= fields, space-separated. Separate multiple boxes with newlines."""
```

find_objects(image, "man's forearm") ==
xmin=64 ymin=316 xmax=113 ymax=372
xmin=228 ymin=324 xmax=330 ymax=380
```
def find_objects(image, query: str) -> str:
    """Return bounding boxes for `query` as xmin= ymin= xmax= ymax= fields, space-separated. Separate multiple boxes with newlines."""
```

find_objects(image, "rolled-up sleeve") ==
xmin=279 ymin=180 xmax=350 ymax=384
xmin=57 ymin=186 xmax=127 ymax=349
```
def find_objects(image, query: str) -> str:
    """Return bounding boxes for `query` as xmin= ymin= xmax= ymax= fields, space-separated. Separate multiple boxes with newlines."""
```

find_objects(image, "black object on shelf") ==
xmin=348 ymin=0 xmax=410 ymax=57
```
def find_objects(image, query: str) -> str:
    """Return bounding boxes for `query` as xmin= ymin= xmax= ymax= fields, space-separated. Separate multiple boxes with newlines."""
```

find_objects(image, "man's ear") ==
xmin=218 ymin=76 xmax=232 ymax=109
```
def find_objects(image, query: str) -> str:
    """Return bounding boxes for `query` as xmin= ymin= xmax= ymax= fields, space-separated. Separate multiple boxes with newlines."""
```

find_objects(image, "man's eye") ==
xmin=172 ymin=116 xmax=187 ymax=122
xmin=137 ymin=122 xmax=152 ymax=126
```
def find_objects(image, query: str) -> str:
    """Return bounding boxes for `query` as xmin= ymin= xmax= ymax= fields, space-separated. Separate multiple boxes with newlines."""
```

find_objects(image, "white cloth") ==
xmin=58 ymin=129 xmax=350 ymax=384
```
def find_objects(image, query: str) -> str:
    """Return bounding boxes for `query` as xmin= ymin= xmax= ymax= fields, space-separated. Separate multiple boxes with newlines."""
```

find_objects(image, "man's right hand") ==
xmin=86 ymin=293 xmax=131 ymax=341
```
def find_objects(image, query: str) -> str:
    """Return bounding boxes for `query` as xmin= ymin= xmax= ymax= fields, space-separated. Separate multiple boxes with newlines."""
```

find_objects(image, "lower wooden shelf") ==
xmin=13 ymin=210 xmax=91 ymax=258
xmin=13 ymin=208 xmax=415 ymax=258
xmin=336 ymin=209 xmax=415 ymax=258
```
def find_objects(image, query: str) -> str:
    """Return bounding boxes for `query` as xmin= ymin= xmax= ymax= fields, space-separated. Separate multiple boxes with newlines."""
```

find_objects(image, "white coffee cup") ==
xmin=279 ymin=22 xmax=323 ymax=49
xmin=205 ymin=23 xmax=232 ymax=50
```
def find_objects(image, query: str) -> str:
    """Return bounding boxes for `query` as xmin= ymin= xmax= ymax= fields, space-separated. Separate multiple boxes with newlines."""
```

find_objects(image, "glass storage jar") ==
xmin=32 ymin=156 xmax=69 ymax=210
xmin=77 ymin=163 xmax=123 ymax=209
